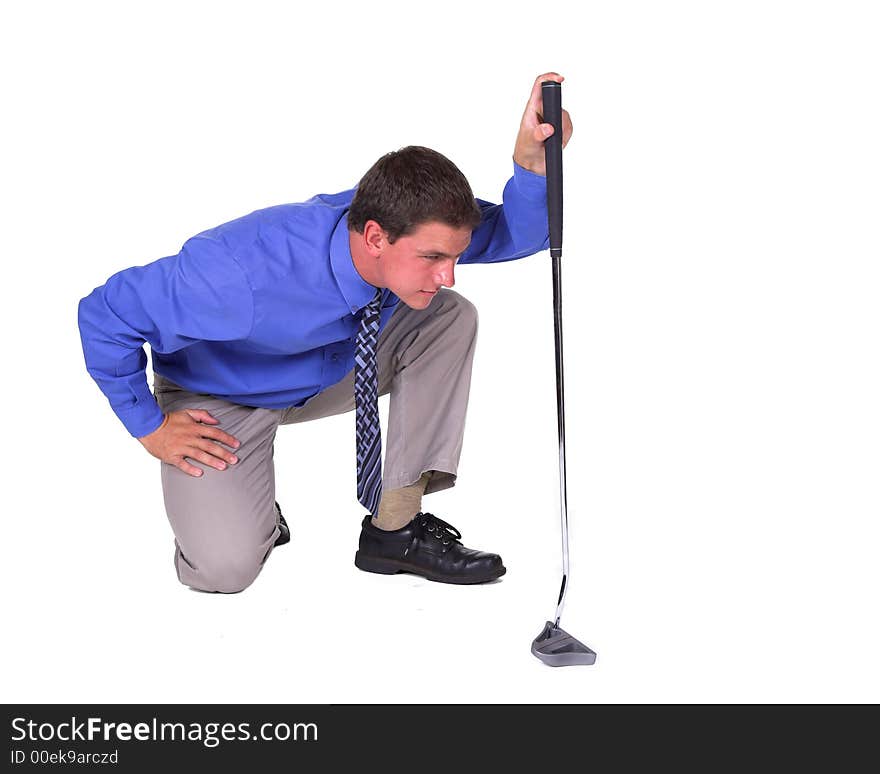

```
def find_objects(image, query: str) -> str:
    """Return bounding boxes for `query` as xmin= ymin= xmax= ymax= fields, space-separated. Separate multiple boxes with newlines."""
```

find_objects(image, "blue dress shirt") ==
xmin=78 ymin=161 xmax=550 ymax=438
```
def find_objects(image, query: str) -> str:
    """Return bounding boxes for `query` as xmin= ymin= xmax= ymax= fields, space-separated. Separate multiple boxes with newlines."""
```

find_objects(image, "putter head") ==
xmin=531 ymin=621 xmax=597 ymax=666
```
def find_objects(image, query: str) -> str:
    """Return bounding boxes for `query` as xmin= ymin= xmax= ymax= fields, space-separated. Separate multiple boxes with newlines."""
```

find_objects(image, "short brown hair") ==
xmin=347 ymin=146 xmax=483 ymax=244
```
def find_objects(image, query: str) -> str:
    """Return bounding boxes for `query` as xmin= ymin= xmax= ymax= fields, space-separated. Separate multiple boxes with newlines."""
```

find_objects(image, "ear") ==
xmin=363 ymin=220 xmax=388 ymax=258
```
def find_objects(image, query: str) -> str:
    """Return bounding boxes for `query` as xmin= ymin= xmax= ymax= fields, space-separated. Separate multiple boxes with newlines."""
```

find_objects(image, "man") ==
xmin=78 ymin=72 xmax=573 ymax=594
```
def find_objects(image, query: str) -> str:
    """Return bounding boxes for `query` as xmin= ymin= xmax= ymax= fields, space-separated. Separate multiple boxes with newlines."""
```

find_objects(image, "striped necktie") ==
xmin=355 ymin=287 xmax=384 ymax=515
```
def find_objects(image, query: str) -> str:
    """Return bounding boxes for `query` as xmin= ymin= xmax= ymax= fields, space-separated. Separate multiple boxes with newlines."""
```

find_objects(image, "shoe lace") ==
xmin=417 ymin=512 xmax=462 ymax=550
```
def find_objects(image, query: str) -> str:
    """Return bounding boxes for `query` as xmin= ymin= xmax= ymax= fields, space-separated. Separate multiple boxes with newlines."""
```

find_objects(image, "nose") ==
xmin=435 ymin=258 xmax=456 ymax=289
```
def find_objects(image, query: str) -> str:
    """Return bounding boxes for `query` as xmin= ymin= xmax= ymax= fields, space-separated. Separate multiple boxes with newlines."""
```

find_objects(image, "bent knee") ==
xmin=438 ymin=289 xmax=478 ymax=331
xmin=181 ymin=554 xmax=265 ymax=594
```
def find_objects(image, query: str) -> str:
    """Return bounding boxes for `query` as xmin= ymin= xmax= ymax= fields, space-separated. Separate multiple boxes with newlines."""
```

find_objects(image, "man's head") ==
xmin=348 ymin=146 xmax=482 ymax=309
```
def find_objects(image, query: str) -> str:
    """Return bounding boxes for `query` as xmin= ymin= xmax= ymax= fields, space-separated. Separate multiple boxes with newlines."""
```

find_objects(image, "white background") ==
xmin=1 ymin=1 xmax=878 ymax=703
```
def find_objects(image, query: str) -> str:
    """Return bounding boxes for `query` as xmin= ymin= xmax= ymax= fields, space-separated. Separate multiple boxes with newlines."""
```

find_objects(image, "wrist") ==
xmin=513 ymin=155 xmax=545 ymax=177
xmin=139 ymin=413 xmax=169 ymax=441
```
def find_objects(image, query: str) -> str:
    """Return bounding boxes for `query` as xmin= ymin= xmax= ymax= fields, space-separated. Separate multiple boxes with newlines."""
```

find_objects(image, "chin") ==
xmin=403 ymin=292 xmax=434 ymax=309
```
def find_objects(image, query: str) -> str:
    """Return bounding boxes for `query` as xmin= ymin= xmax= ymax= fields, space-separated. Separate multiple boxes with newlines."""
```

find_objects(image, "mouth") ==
xmin=419 ymin=290 xmax=438 ymax=296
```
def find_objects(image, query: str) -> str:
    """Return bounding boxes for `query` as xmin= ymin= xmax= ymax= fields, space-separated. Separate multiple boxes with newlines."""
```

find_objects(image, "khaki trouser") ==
xmin=152 ymin=289 xmax=478 ymax=593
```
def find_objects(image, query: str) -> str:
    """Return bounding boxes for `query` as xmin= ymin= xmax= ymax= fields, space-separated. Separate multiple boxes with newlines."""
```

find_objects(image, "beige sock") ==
xmin=372 ymin=472 xmax=432 ymax=531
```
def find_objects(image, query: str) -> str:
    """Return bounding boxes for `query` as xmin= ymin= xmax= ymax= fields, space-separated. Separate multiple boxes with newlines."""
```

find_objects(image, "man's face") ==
xmin=376 ymin=221 xmax=472 ymax=309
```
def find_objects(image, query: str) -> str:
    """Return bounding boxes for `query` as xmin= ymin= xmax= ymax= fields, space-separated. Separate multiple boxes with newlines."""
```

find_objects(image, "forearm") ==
xmin=78 ymin=280 xmax=166 ymax=438
xmin=459 ymin=160 xmax=550 ymax=266
xmin=78 ymin=234 xmax=255 ymax=437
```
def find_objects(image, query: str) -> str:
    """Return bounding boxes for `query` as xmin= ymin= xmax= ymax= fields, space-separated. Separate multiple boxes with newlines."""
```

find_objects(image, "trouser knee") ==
xmin=440 ymin=290 xmax=478 ymax=337
xmin=176 ymin=547 xmax=266 ymax=594
xmin=200 ymin=562 xmax=261 ymax=594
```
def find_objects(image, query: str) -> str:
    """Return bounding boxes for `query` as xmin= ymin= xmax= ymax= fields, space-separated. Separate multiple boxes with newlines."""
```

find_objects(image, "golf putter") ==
xmin=531 ymin=80 xmax=597 ymax=667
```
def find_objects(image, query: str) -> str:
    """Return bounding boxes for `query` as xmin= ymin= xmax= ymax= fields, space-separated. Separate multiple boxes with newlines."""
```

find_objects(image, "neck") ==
xmin=349 ymin=230 xmax=382 ymax=288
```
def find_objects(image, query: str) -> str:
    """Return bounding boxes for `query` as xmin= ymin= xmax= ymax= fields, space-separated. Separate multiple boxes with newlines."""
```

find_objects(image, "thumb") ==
xmin=534 ymin=124 xmax=554 ymax=142
xmin=185 ymin=409 xmax=219 ymax=424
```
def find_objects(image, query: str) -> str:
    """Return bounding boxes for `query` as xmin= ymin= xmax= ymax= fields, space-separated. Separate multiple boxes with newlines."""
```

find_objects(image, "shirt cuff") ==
xmin=116 ymin=398 xmax=166 ymax=439
xmin=512 ymin=159 xmax=548 ymax=202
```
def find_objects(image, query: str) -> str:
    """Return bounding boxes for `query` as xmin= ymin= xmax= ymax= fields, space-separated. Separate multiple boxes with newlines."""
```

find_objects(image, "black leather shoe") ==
xmin=274 ymin=501 xmax=290 ymax=547
xmin=354 ymin=512 xmax=506 ymax=584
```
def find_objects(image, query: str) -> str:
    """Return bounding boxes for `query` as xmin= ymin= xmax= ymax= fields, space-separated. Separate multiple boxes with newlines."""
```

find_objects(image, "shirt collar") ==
xmin=330 ymin=211 xmax=380 ymax=315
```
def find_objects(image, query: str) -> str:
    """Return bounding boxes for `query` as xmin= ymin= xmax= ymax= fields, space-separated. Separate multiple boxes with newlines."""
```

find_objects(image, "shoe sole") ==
xmin=354 ymin=551 xmax=506 ymax=585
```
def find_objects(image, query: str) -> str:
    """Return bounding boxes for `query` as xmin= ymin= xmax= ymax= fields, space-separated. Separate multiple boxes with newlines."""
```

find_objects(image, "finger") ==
xmin=535 ymin=71 xmax=564 ymax=85
xmin=187 ymin=447 xmax=229 ymax=471
xmin=536 ymin=124 xmax=554 ymax=141
xmin=185 ymin=409 xmax=219 ymax=424
xmin=529 ymin=73 xmax=565 ymax=106
xmin=200 ymin=425 xmax=241 ymax=449
xmin=196 ymin=439 xmax=239 ymax=465
xmin=177 ymin=458 xmax=205 ymax=477
xmin=533 ymin=72 xmax=565 ymax=92
xmin=562 ymin=109 xmax=574 ymax=143
xmin=526 ymin=72 xmax=565 ymax=119
xmin=538 ymin=112 xmax=572 ymax=148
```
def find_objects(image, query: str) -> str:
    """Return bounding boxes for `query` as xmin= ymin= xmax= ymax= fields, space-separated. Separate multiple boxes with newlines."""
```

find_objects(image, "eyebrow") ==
xmin=417 ymin=248 xmax=468 ymax=258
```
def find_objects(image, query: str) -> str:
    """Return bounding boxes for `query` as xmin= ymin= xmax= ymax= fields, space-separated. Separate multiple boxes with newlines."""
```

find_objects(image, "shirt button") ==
xmin=331 ymin=354 xmax=339 ymax=361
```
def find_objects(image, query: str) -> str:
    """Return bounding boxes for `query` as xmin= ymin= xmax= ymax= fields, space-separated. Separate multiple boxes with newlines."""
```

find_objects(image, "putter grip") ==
xmin=542 ymin=80 xmax=563 ymax=257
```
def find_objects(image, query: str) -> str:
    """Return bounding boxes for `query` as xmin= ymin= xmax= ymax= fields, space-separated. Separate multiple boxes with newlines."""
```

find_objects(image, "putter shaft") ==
xmin=552 ymin=251 xmax=569 ymax=629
